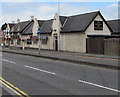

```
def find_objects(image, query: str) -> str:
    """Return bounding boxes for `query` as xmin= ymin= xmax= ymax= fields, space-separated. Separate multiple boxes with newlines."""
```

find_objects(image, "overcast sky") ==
xmin=0 ymin=0 xmax=119 ymax=26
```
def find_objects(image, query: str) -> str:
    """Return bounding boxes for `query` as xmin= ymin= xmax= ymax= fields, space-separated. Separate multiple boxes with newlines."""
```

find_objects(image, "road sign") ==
xmin=37 ymin=28 xmax=40 ymax=34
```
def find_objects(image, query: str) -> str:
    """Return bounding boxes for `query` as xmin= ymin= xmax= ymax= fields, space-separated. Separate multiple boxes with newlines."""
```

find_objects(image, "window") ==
xmin=42 ymin=39 xmax=47 ymax=44
xmin=33 ymin=39 xmax=38 ymax=44
xmin=32 ymin=36 xmax=38 ymax=44
xmin=17 ymin=40 xmax=21 ymax=45
xmin=11 ymin=39 xmax=13 ymax=44
xmin=12 ymin=35 xmax=19 ymax=39
xmin=94 ymin=21 xmax=103 ymax=30
xmin=27 ymin=39 xmax=32 ymax=44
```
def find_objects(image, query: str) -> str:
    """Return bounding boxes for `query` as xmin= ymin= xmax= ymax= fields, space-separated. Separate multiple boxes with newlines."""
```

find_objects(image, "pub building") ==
xmin=1 ymin=11 xmax=119 ymax=55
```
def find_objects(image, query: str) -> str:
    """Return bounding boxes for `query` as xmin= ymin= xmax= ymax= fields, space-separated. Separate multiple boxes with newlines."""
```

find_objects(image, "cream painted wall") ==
xmin=7 ymin=24 xmax=11 ymax=32
xmin=51 ymin=13 xmax=62 ymax=50
xmin=85 ymin=14 xmax=111 ymax=36
xmin=32 ymin=18 xmax=39 ymax=36
xmin=21 ymin=34 xmax=52 ymax=50
xmin=41 ymin=34 xmax=51 ymax=50
xmin=52 ymin=13 xmax=62 ymax=34
xmin=60 ymin=33 xmax=86 ymax=53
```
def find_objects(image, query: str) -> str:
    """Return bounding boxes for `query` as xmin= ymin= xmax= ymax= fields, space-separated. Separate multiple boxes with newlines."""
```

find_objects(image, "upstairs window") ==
xmin=94 ymin=21 xmax=103 ymax=30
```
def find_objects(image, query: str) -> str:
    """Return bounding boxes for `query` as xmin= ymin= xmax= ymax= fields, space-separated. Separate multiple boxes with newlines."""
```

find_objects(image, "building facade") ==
xmin=1 ymin=11 xmax=114 ymax=53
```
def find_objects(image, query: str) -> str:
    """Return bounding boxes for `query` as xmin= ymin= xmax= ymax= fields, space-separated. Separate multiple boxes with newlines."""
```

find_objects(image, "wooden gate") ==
xmin=86 ymin=36 xmax=104 ymax=54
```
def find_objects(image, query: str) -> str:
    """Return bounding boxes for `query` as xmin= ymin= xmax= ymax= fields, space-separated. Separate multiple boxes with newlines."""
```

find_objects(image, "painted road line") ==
xmin=0 ymin=77 xmax=30 ymax=97
xmin=78 ymin=79 xmax=120 ymax=93
xmin=2 ymin=59 xmax=9 ymax=62
xmin=24 ymin=65 xmax=56 ymax=75
xmin=9 ymin=61 xmax=16 ymax=64
xmin=2 ymin=59 xmax=15 ymax=64
xmin=0 ymin=80 xmax=22 ymax=96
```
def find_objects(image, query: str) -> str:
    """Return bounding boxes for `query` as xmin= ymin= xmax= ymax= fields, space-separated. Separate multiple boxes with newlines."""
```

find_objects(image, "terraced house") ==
xmin=2 ymin=11 xmax=119 ymax=54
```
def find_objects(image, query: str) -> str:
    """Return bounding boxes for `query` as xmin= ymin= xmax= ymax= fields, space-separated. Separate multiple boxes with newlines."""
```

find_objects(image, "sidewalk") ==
xmin=1 ymin=47 xmax=119 ymax=70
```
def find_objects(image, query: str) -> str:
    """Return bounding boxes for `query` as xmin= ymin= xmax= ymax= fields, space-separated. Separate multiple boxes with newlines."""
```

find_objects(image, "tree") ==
xmin=1 ymin=23 xmax=7 ymax=30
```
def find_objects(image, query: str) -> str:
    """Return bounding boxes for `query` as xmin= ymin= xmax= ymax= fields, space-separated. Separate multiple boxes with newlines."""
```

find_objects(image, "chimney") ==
xmin=30 ymin=16 xmax=34 ymax=21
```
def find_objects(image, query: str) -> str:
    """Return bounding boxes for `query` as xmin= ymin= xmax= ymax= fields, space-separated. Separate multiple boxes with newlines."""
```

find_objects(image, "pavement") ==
xmin=1 ymin=46 xmax=120 ymax=70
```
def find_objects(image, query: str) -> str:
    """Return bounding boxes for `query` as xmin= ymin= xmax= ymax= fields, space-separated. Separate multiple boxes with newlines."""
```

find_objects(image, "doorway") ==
xmin=54 ymin=34 xmax=58 ymax=51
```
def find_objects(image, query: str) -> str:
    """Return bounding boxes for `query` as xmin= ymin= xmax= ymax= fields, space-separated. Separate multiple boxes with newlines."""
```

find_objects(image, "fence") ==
xmin=104 ymin=38 xmax=120 ymax=56
xmin=86 ymin=37 xmax=104 ymax=54
xmin=86 ymin=36 xmax=120 ymax=56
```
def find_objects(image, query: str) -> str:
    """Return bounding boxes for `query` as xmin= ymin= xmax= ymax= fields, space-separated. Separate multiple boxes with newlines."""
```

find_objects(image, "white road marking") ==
xmin=78 ymin=80 xmax=120 ymax=93
xmin=9 ymin=61 xmax=15 ymax=64
xmin=2 ymin=59 xmax=9 ymax=62
xmin=2 ymin=59 xmax=15 ymax=64
xmin=24 ymin=65 xmax=56 ymax=75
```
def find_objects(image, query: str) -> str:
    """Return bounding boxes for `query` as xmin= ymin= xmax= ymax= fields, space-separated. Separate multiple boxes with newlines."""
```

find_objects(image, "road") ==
xmin=1 ymin=52 xmax=119 ymax=96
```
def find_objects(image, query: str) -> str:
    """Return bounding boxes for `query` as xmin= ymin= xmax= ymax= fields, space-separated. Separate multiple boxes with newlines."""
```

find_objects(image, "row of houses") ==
xmin=1 ymin=11 xmax=120 ymax=55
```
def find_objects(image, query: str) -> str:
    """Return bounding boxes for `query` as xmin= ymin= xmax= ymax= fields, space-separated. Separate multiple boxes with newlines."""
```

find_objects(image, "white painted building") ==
xmin=2 ymin=11 xmax=112 ymax=53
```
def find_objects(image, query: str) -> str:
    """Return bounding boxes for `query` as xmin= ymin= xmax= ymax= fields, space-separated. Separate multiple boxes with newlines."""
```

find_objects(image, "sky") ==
xmin=0 ymin=0 xmax=119 ymax=27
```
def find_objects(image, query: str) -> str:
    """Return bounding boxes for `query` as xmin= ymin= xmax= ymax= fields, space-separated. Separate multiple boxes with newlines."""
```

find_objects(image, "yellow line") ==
xmin=0 ymin=77 xmax=30 ymax=97
xmin=0 ymin=80 xmax=24 ymax=97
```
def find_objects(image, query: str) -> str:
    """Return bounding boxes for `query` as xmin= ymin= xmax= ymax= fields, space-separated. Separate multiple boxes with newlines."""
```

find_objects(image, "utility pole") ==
xmin=57 ymin=2 xmax=60 ymax=52
xmin=37 ymin=28 xmax=41 ymax=55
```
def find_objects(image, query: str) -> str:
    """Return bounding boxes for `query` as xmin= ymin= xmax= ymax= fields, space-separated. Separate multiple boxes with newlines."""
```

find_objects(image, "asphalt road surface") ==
xmin=1 ymin=52 xmax=119 ymax=96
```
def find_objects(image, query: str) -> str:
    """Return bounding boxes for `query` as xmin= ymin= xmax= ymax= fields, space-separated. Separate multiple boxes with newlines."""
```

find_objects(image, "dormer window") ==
xmin=11 ymin=27 xmax=14 ymax=32
xmin=17 ymin=26 xmax=20 ymax=31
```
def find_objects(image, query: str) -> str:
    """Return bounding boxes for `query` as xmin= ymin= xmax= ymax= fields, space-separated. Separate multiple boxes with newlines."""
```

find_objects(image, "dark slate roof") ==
xmin=40 ymin=19 xmax=53 ymax=34
xmin=8 ymin=23 xmax=16 ymax=29
xmin=60 ymin=16 xmax=67 ymax=26
xmin=61 ymin=11 xmax=100 ymax=32
xmin=107 ymin=19 xmax=120 ymax=34
xmin=38 ymin=20 xmax=45 ymax=28
xmin=10 ymin=20 xmax=30 ymax=33
xmin=21 ymin=21 xmax=34 ymax=35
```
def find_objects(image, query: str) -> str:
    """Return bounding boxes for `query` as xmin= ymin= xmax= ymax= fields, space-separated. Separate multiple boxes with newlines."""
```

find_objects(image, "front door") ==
xmin=54 ymin=35 xmax=58 ymax=51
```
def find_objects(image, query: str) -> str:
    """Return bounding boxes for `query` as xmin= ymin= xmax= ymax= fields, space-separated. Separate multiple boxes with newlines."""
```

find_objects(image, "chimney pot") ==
xmin=30 ymin=16 xmax=34 ymax=21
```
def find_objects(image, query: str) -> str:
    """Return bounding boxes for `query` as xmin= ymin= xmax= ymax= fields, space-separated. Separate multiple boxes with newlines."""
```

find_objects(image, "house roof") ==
xmin=60 ymin=16 xmax=67 ymax=26
xmin=21 ymin=21 xmax=34 ymax=35
xmin=38 ymin=20 xmax=45 ymax=28
xmin=8 ymin=23 xmax=16 ymax=29
xmin=1 ymin=23 xmax=16 ymax=31
xmin=40 ymin=19 xmax=53 ymax=34
xmin=107 ymin=19 xmax=120 ymax=34
xmin=10 ymin=20 xmax=31 ymax=33
xmin=61 ymin=11 xmax=105 ymax=33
